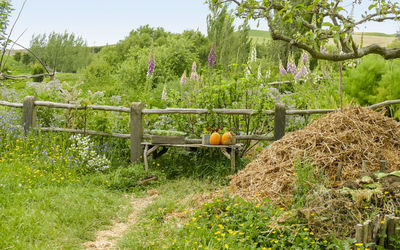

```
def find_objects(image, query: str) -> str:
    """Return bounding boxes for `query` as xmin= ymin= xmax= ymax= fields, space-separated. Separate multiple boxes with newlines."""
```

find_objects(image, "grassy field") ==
xmin=248 ymin=29 xmax=398 ymax=47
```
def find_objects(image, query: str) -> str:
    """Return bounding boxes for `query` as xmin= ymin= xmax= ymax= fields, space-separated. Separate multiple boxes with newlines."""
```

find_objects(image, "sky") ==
xmin=9 ymin=0 xmax=400 ymax=48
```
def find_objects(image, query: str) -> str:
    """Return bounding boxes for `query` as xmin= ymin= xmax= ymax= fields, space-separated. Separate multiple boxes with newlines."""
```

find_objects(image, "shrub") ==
xmin=31 ymin=63 xmax=45 ymax=82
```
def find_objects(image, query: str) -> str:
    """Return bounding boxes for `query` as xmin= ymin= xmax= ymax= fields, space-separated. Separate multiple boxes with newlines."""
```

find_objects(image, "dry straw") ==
xmin=229 ymin=106 xmax=400 ymax=203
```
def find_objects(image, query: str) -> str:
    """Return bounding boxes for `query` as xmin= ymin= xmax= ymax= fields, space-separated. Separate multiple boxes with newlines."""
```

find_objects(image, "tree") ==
xmin=207 ymin=3 xmax=251 ymax=69
xmin=0 ymin=0 xmax=12 ymax=39
xmin=29 ymin=31 xmax=91 ymax=73
xmin=211 ymin=0 xmax=400 ymax=61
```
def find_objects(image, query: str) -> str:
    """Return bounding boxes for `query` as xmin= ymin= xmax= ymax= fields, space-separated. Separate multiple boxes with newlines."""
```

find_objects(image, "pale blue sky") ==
xmin=9 ymin=0 xmax=400 ymax=48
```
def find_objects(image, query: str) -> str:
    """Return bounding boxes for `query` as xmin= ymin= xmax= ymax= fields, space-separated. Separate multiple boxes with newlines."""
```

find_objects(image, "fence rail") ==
xmin=1 ymin=96 xmax=399 ymax=162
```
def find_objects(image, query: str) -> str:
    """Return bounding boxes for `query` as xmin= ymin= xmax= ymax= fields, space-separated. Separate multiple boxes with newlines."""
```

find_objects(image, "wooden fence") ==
xmin=1 ymin=96 xmax=400 ymax=162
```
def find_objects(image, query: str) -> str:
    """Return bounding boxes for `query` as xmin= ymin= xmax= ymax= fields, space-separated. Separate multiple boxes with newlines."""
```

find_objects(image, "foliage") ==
xmin=30 ymin=31 xmax=91 ymax=73
xmin=0 ymin=0 xmax=11 ymax=39
xmin=213 ymin=0 xmax=400 ymax=61
xmin=13 ymin=51 xmax=21 ymax=62
xmin=30 ymin=63 xmax=45 ymax=82
xmin=207 ymin=3 xmax=251 ymax=70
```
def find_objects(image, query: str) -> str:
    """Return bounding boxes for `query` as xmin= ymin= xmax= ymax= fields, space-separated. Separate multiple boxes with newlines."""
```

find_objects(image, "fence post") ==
xmin=274 ymin=103 xmax=286 ymax=141
xmin=130 ymin=102 xmax=144 ymax=163
xmin=23 ymin=96 xmax=37 ymax=134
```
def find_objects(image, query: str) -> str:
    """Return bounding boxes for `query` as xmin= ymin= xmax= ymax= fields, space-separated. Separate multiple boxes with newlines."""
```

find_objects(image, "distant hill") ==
xmin=249 ymin=29 xmax=398 ymax=47
xmin=248 ymin=30 xmax=271 ymax=44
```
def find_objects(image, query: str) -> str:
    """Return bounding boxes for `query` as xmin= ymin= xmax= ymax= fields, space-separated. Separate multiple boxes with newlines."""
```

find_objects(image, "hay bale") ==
xmin=229 ymin=106 xmax=400 ymax=203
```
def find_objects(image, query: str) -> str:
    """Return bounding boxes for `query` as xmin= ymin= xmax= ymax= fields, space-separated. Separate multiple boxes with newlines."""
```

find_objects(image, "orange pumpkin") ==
xmin=210 ymin=132 xmax=221 ymax=145
xmin=221 ymin=132 xmax=233 ymax=145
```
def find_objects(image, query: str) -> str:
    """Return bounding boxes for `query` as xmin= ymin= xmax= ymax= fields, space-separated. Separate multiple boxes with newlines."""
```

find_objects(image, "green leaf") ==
xmin=322 ymin=22 xmax=333 ymax=27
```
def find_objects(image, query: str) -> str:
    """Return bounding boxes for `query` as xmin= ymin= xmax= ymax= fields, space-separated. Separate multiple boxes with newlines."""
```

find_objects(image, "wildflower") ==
xmin=286 ymin=53 xmax=297 ymax=74
xmin=279 ymin=60 xmax=287 ymax=75
xmin=147 ymin=54 xmax=155 ymax=77
xmin=208 ymin=44 xmax=216 ymax=67
xmin=161 ymin=85 xmax=167 ymax=100
xmin=180 ymin=71 xmax=187 ymax=85
xmin=302 ymin=52 xmax=309 ymax=63
xmin=257 ymin=65 xmax=262 ymax=79
xmin=250 ymin=46 xmax=257 ymax=62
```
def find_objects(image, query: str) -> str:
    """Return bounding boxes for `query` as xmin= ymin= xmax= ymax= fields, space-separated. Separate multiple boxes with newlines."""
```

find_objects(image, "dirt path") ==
xmin=84 ymin=193 xmax=157 ymax=250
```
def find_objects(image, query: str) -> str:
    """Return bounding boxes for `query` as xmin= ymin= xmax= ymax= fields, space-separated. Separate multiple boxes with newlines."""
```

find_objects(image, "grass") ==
xmin=0 ymin=160 xmax=133 ymax=249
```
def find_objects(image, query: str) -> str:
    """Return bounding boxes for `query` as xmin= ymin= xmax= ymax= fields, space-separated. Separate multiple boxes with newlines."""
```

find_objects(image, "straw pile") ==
xmin=230 ymin=106 xmax=400 ymax=203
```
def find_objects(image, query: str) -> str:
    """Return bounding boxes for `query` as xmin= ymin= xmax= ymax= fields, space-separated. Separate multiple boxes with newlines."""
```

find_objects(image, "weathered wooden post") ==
xmin=22 ymin=96 xmax=37 ymax=134
xmin=274 ymin=103 xmax=286 ymax=141
xmin=130 ymin=102 xmax=144 ymax=163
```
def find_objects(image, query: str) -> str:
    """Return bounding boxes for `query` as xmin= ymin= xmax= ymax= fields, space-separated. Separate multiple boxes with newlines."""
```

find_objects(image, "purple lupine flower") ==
xmin=320 ymin=45 xmax=328 ymax=55
xmin=208 ymin=44 xmax=216 ymax=67
xmin=147 ymin=54 xmax=155 ymax=77
xmin=161 ymin=85 xmax=167 ymax=100
xmin=279 ymin=60 xmax=287 ymax=75
xmin=180 ymin=71 xmax=187 ymax=85
xmin=302 ymin=52 xmax=309 ymax=63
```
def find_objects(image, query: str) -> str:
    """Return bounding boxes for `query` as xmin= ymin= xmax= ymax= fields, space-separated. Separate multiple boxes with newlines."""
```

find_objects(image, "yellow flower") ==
xmin=303 ymin=228 xmax=309 ymax=231
xmin=224 ymin=244 xmax=229 ymax=249
xmin=355 ymin=243 xmax=363 ymax=246
xmin=218 ymin=224 xmax=224 ymax=230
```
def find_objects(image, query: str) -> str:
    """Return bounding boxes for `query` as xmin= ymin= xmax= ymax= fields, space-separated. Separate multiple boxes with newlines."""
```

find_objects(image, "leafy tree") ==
xmin=207 ymin=3 xmax=251 ymax=69
xmin=13 ymin=51 xmax=21 ymax=62
xmin=0 ymin=0 xmax=12 ymax=39
xmin=29 ymin=31 xmax=91 ymax=73
xmin=212 ymin=0 xmax=400 ymax=61
xmin=21 ymin=52 xmax=32 ymax=65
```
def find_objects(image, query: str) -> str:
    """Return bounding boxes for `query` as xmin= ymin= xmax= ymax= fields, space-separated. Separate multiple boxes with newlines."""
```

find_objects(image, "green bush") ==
xmin=31 ymin=63 xmax=45 ymax=82
xmin=343 ymin=55 xmax=387 ymax=105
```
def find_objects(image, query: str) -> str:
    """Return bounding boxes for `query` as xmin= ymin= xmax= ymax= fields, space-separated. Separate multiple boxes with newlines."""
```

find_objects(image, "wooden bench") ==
xmin=141 ymin=142 xmax=242 ymax=173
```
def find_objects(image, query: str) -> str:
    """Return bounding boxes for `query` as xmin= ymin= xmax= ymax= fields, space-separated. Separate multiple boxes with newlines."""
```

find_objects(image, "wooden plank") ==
xmin=230 ymin=147 xmax=236 ymax=173
xmin=39 ymin=127 xmax=130 ymax=138
xmin=387 ymin=215 xmax=396 ymax=250
xmin=23 ymin=96 xmax=36 ymax=134
xmin=363 ymin=220 xmax=370 ymax=244
xmin=286 ymin=109 xmax=336 ymax=115
xmin=274 ymin=103 xmax=286 ymax=141
xmin=220 ymin=148 xmax=231 ymax=159
xmin=130 ymin=102 xmax=144 ymax=163
xmin=355 ymin=223 xmax=363 ymax=244
xmin=0 ymin=100 xmax=23 ymax=108
xmin=140 ymin=142 xmax=242 ymax=149
xmin=368 ymin=100 xmax=400 ymax=110
xmin=34 ymin=101 xmax=130 ymax=113
xmin=143 ymin=108 xmax=275 ymax=115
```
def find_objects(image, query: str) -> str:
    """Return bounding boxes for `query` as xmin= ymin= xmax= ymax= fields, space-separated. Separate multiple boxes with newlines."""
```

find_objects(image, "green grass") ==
xmin=249 ymin=30 xmax=271 ymax=44
xmin=0 ymin=160 xmax=133 ymax=249
xmin=354 ymin=32 xmax=396 ymax=37
xmin=117 ymin=178 xmax=220 ymax=249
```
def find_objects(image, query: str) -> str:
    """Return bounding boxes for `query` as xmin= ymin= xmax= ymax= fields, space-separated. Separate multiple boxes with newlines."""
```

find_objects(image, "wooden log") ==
xmin=380 ymin=160 xmax=387 ymax=172
xmin=0 ymin=100 xmax=23 ymax=108
xmin=130 ymin=102 xmax=144 ymax=163
xmin=285 ymin=109 xmax=336 ymax=115
xmin=387 ymin=215 xmax=396 ymax=250
xmin=34 ymin=101 xmax=130 ymax=113
xmin=363 ymin=220 xmax=370 ymax=245
xmin=379 ymin=215 xmax=390 ymax=247
xmin=39 ymin=127 xmax=130 ymax=138
xmin=230 ymin=146 xmax=236 ymax=173
xmin=336 ymin=164 xmax=343 ymax=181
xmin=22 ymin=96 xmax=37 ymax=134
xmin=368 ymin=100 xmax=400 ymax=110
xmin=274 ymin=103 xmax=286 ymax=141
xmin=355 ymin=224 xmax=363 ymax=244
xmin=236 ymin=135 xmax=274 ymax=141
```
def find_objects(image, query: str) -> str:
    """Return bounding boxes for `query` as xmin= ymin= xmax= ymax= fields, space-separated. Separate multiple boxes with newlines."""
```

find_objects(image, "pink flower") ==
xmin=180 ymin=71 xmax=187 ymax=85
xmin=147 ymin=54 xmax=155 ymax=77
